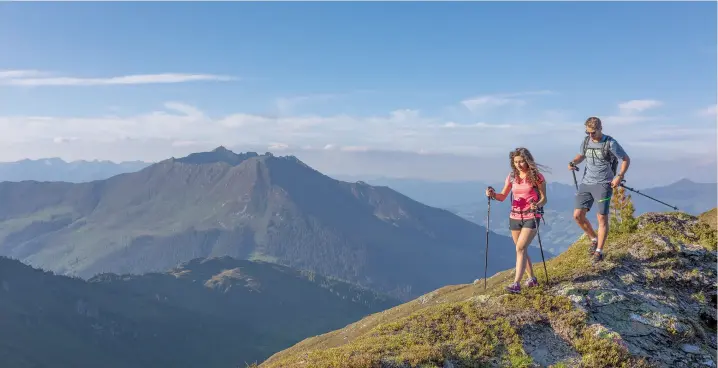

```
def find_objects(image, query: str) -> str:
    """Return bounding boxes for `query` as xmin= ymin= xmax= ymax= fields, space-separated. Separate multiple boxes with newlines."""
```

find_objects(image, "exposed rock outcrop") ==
xmin=259 ymin=209 xmax=718 ymax=368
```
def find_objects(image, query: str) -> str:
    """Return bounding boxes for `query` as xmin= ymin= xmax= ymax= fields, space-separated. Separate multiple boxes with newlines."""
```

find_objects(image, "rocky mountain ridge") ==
xmin=259 ymin=208 xmax=717 ymax=368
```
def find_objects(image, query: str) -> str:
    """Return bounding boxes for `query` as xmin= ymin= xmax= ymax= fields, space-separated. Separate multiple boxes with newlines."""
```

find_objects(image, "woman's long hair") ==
xmin=509 ymin=147 xmax=550 ymax=185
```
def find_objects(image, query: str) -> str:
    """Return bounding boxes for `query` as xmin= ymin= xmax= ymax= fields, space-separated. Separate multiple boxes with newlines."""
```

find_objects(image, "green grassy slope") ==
xmin=259 ymin=209 xmax=717 ymax=368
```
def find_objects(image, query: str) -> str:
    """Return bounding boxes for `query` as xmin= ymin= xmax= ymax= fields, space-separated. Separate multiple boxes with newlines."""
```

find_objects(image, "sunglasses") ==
xmin=585 ymin=130 xmax=599 ymax=135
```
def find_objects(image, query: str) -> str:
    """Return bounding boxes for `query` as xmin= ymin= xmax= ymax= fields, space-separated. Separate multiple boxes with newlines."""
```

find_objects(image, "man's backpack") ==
xmin=581 ymin=134 xmax=619 ymax=175
xmin=509 ymin=172 xmax=545 ymax=224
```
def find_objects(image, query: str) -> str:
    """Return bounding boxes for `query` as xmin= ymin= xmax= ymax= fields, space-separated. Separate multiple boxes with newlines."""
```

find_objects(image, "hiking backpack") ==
xmin=581 ymin=134 xmax=619 ymax=176
xmin=509 ymin=171 xmax=545 ymax=224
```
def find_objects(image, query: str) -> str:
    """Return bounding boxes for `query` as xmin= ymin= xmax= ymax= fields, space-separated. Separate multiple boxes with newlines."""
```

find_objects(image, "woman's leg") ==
xmin=514 ymin=226 xmax=537 ymax=284
xmin=510 ymin=227 xmax=521 ymax=278
xmin=524 ymin=251 xmax=535 ymax=279
xmin=523 ymin=220 xmax=538 ymax=280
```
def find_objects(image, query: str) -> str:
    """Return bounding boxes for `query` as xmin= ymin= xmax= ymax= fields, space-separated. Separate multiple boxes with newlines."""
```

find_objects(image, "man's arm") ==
xmin=611 ymin=139 xmax=630 ymax=179
xmin=617 ymin=157 xmax=630 ymax=179
xmin=570 ymin=140 xmax=586 ymax=166
xmin=570 ymin=153 xmax=585 ymax=166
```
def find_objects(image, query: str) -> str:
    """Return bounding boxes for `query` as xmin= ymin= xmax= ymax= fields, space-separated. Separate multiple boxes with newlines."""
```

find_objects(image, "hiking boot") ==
xmin=525 ymin=277 xmax=539 ymax=288
xmin=505 ymin=282 xmax=521 ymax=294
xmin=592 ymin=250 xmax=603 ymax=263
xmin=589 ymin=238 xmax=598 ymax=254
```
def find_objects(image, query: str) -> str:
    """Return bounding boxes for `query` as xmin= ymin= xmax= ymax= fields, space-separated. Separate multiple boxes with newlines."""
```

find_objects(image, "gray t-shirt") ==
xmin=579 ymin=135 xmax=628 ymax=185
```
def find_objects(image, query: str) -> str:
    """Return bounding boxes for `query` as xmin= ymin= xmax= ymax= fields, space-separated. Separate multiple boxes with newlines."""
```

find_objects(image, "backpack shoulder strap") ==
xmin=508 ymin=171 xmax=515 ymax=204
xmin=602 ymin=135 xmax=617 ymax=158
xmin=602 ymin=134 xmax=613 ymax=146
xmin=581 ymin=135 xmax=590 ymax=156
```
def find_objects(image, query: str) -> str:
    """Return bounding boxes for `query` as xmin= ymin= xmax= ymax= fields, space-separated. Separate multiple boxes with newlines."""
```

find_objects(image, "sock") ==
xmin=595 ymin=248 xmax=602 ymax=253
xmin=591 ymin=237 xmax=598 ymax=243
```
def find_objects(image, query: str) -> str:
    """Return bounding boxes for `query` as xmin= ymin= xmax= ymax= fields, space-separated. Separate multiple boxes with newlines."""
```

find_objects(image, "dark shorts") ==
xmin=575 ymin=183 xmax=613 ymax=215
xmin=509 ymin=217 xmax=538 ymax=230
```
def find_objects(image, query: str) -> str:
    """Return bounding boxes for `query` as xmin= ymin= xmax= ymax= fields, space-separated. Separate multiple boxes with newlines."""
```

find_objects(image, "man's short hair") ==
xmin=585 ymin=117 xmax=602 ymax=130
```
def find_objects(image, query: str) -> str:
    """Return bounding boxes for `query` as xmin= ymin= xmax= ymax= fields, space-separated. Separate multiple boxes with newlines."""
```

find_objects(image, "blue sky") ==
xmin=0 ymin=2 xmax=715 ymax=185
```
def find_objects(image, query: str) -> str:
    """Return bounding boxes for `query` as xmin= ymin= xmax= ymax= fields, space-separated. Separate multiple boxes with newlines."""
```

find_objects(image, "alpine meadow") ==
xmin=0 ymin=2 xmax=715 ymax=368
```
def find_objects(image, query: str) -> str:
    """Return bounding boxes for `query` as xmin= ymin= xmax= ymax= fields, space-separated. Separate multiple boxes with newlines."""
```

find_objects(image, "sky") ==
xmin=0 ymin=2 xmax=716 ymax=186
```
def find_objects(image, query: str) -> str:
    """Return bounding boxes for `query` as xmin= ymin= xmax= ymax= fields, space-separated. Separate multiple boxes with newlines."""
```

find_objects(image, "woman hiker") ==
xmin=485 ymin=147 xmax=549 ymax=294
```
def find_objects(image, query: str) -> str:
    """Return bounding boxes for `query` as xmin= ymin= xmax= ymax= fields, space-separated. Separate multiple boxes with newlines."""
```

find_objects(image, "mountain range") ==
xmin=0 ymin=255 xmax=397 ymax=367
xmin=350 ymin=176 xmax=717 ymax=254
xmin=1 ymin=154 xmax=711 ymax=262
xmin=0 ymin=157 xmax=150 ymax=183
xmin=0 ymin=147 xmax=546 ymax=301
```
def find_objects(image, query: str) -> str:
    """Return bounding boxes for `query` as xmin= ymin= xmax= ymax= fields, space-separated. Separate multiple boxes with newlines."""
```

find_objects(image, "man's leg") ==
xmin=573 ymin=208 xmax=597 ymax=239
xmin=592 ymin=183 xmax=613 ymax=262
xmin=574 ymin=184 xmax=597 ymax=251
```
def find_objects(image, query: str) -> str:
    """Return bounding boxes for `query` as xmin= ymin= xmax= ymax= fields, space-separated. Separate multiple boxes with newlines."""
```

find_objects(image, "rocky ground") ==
xmin=258 ymin=209 xmax=717 ymax=368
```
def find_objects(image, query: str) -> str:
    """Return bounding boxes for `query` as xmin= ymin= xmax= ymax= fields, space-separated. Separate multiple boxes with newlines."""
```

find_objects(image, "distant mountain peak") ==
xmin=673 ymin=178 xmax=696 ymax=185
xmin=169 ymin=147 xmax=318 ymax=174
xmin=212 ymin=145 xmax=231 ymax=153
xmin=175 ymin=147 xmax=260 ymax=166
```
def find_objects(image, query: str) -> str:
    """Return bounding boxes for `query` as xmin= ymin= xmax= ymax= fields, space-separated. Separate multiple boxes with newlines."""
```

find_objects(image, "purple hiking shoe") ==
xmin=505 ymin=282 xmax=521 ymax=294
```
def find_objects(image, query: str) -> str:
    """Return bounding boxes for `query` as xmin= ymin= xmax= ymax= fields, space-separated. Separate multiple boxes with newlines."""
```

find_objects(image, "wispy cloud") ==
xmin=0 ymin=102 xmax=543 ymax=157
xmin=602 ymin=115 xmax=653 ymax=125
xmin=461 ymin=90 xmax=553 ymax=112
xmin=3 ymin=98 xmax=710 ymax=162
xmin=0 ymin=70 xmax=237 ymax=86
xmin=275 ymin=93 xmax=339 ymax=114
xmin=0 ymin=70 xmax=47 ymax=79
xmin=617 ymin=99 xmax=662 ymax=114
xmin=0 ymin=100 xmax=714 ymax=185
xmin=696 ymin=104 xmax=717 ymax=117
xmin=603 ymin=99 xmax=663 ymax=125
xmin=440 ymin=122 xmax=512 ymax=129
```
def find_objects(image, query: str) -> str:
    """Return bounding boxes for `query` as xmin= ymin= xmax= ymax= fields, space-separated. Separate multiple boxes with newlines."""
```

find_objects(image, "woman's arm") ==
xmin=536 ymin=178 xmax=548 ymax=208
xmin=488 ymin=182 xmax=511 ymax=202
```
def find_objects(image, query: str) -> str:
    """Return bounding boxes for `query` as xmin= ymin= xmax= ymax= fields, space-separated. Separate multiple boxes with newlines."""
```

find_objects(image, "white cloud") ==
xmin=163 ymin=102 xmax=206 ymax=119
xmin=601 ymin=99 xmax=664 ymax=126
xmin=0 ymin=98 xmax=713 ymax=175
xmin=171 ymin=140 xmax=205 ymax=147
xmin=268 ymin=142 xmax=290 ymax=151
xmin=617 ymin=99 xmax=662 ymax=114
xmin=441 ymin=122 xmax=512 ymax=129
xmin=0 ymin=103 xmax=533 ymax=158
xmin=0 ymin=70 xmax=237 ymax=86
xmin=461 ymin=90 xmax=553 ymax=112
xmin=0 ymin=70 xmax=47 ymax=79
xmin=601 ymin=115 xmax=652 ymax=125
xmin=275 ymin=93 xmax=338 ymax=114
xmin=53 ymin=136 xmax=79 ymax=144
xmin=340 ymin=146 xmax=371 ymax=152
xmin=697 ymin=104 xmax=717 ymax=117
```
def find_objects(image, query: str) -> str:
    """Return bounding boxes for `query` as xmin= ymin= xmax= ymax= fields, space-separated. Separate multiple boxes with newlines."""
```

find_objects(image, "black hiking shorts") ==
xmin=509 ymin=217 xmax=538 ymax=231
xmin=575 ymin=183 xmax=613 ymax=215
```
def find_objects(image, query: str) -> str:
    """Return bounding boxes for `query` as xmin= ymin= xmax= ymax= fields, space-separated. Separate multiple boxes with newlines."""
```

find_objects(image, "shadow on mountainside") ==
xmin=257 ymin=209 xmax=717 ymax=368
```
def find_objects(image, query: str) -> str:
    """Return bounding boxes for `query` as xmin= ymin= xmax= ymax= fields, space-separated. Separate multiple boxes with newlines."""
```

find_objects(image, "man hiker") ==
xmin=568 ymin=116 xmax=630 ymax=263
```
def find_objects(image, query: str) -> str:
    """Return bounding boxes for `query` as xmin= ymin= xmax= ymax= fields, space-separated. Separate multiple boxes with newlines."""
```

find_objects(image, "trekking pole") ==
xmin=530 ymin=200 xmax=549 ymax=286
xmin=619 ymin=180 xmax=679 ymax=211
xmin=569 ymin=162 xmax=580 ymax=192
xmin=484 ymin=187 xmax=493 ymax=289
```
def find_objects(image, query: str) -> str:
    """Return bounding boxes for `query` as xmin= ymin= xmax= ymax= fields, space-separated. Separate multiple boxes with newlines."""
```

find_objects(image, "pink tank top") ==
xmin=505 ymin=172 xmax=545 ymax=220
